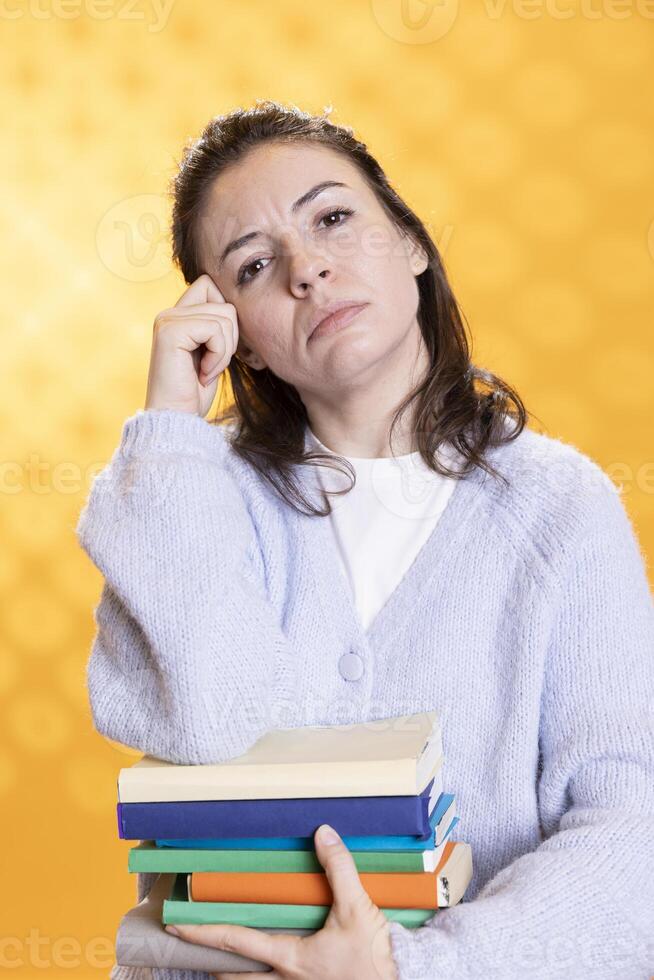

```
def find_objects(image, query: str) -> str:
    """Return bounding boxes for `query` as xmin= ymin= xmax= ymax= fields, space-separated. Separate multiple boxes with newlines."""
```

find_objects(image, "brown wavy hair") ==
xmin=168 ymin=99 xmax=530 ymax=516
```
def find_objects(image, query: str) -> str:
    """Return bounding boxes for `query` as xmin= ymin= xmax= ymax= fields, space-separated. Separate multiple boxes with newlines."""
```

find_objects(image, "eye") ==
xmin=236 ymin=208 xmax=354 ymax=286
xmin=317 ymin=206 xmax=354 ymax=229
xmin=237 ymin=256 xmax=270 ymax=286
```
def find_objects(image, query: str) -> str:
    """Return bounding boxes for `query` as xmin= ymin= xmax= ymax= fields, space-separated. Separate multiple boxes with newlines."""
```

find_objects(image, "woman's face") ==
xmin=198 ymin=141 xmax=428 ymax=397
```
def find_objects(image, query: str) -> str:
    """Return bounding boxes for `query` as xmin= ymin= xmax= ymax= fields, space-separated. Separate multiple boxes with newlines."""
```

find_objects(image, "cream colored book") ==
xmin=118 ymin=711 xmax=443 ymax=803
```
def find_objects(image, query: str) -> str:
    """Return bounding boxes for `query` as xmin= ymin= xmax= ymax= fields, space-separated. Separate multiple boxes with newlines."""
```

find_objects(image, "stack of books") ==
xmin=114 ymin=711 xmax=473 ymax=973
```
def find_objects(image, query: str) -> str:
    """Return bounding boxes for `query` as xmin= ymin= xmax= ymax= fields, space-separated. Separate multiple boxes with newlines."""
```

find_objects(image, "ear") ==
xmin=408 ymin=236 xmax=429 ymax=277
xmin=236 ymin=339 xmax=267 ymax=371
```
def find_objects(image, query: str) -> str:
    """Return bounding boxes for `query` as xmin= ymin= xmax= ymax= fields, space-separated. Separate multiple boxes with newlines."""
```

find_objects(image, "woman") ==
xmin=77 ymin=101 xmax=654 ymax=980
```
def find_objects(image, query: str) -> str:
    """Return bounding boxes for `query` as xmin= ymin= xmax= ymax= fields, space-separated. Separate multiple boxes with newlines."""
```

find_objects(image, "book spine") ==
xmin=117 ymin=785 xmax=435 ymax=841
xmin=118 ymin=757 xmax=417 ymax=803
xmin=162 ymin=898 xmax=436 ymax=929
xmin=189 ymin=870 xmax=439 ymax=908
xmin=128 ymin=847 xmax=425 ymax=874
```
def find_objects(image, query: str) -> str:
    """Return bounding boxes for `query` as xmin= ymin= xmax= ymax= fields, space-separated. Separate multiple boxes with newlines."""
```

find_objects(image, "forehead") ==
xmin=202 ymin=142 xmax=367 ymax=230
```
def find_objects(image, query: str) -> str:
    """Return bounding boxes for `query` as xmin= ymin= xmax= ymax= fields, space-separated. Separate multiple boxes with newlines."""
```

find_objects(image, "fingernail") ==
xmin=165 ymin=925 xmax=180 ymax=936
xmin=318 ymin=823 xmax=340 ymax=845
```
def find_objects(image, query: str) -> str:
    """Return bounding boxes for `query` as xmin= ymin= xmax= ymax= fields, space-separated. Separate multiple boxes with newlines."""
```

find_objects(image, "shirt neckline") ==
xmin=294 ymin=430 xmax=492 ymax=670
xmin=306 ymin=427 xmax=423 ymax=463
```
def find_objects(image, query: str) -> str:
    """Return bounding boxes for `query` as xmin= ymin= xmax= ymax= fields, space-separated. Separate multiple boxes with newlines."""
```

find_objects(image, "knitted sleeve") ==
xmin=387 ymin=466 xmax=654 ymax=979
xmin=76 ymin=408 xmax=299 ymax=767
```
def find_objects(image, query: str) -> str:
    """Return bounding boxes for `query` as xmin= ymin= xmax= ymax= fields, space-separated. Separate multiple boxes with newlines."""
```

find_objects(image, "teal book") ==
xmin=131 ymin=817 xmax=458 ymax=874
xmin=162 ymin=874 xmax=436 ymax=929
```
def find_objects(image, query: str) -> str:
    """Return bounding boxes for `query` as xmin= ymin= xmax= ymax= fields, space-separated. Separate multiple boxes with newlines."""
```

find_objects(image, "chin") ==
xmin=318 ymin=337 xmax=393 ymax=383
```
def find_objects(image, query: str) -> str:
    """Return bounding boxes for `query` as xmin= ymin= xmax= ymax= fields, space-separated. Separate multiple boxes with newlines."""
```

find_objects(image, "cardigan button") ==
xmin=338 ymin=651 xmax=364 ymax=681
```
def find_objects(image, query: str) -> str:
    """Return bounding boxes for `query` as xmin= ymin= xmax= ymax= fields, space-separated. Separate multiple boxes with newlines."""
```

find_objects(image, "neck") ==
xmin=300 ymin=324 xmax=430 ymax=459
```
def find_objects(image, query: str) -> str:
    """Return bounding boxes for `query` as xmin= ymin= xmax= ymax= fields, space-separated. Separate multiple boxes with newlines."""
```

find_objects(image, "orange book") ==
xmin=189 ymin=840 xmax=472 ymax=909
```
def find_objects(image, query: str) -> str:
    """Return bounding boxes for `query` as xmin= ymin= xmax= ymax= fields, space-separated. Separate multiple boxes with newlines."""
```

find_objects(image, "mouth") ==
xmin=309 ymin=303 xmax=368 ymax=341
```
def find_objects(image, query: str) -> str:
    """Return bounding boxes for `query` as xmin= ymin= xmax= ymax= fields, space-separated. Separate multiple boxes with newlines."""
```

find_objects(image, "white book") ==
xmin=118 ymin=711 xmax=443 ymax=803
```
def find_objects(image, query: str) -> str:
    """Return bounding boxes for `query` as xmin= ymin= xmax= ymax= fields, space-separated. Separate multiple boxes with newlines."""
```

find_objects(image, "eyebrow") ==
xmin=217 ymin=180 xmax=350 ymax=269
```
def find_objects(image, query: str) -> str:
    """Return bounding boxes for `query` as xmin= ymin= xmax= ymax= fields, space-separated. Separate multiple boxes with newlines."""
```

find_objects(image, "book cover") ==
xmin=153 ymin=793 xmax=456 ymax=853
xmin=129 ymin=816 xmax=459 ymax=874
xmin=163 ymin=873 xmax=438 ymax=929
xmin=118 ymin=711 xmax=442 ymax=803
xmin=188 ymin=839 xmax=472 ymax=909
xmin=117 ymin=770 xmax=442 ymax=841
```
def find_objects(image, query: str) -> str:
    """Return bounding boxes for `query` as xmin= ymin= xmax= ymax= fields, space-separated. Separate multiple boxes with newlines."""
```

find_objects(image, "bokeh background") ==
xmin=2 ymin=1 xmax=653 ymax=976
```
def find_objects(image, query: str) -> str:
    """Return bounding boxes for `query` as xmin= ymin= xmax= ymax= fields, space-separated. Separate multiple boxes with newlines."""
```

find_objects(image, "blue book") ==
xmin=117 ymin=774 xmax=442 ymax=842
xmin=155 ymin=793 xmax=456 ymax=852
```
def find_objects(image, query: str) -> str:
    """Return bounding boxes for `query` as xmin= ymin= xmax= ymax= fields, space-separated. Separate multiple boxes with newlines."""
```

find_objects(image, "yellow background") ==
xmin=2 ymin=1 xmax=653 ymax=976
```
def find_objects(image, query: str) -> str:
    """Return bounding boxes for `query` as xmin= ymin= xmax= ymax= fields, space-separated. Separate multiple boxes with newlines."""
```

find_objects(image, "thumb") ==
xmin=314 ymin=824 xmax=371 ymax=914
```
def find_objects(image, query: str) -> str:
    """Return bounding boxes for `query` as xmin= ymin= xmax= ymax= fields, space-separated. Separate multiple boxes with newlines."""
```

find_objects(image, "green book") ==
xmin=162 ymin=874 xmax=435 ymax=929
xmin=130 ymin=840 xmax=443 ymax=874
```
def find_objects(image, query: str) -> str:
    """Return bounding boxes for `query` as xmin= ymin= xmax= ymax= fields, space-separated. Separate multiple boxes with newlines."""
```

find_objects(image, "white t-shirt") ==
xmin=306 ymin=428 xmax=461 ymax=632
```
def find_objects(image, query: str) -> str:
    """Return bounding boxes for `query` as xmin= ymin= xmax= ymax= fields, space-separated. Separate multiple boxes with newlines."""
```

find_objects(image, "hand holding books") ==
xmin=164 ymin=822 xmax=400 ymax=980
xmin=114 ymin=711 xmax=473 ymax=973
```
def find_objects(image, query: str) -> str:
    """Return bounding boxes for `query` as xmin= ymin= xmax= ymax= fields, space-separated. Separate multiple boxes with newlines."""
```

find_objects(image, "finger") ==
xmin=160 ymin=302 xmax=234 ymax=319
xmin=175 ymin=273 xmax=226 ymax=307
xmin=160 ymin=313 xmax=235 ymax=372
xmin=156 ymin=306 xmax=237 ymax=379
xmin=156 ymin=306 xmax=236 ymax=341
xmin=165 ymin=923 xmax=298 ymax=974
xmin=313 ymin=824 xmax=372 ymax=915
xmin=196 ymin=321 xmax=235 ymax=381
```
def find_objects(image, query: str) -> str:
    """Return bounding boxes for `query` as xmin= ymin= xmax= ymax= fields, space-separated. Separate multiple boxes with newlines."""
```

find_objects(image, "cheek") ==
xmin=246 ymin=312 xmax=294 ymax=366
xmin=370 ymin=249 xmax=418 ymax=320
xmin=361 ymin=237 xmax=406 ymax=294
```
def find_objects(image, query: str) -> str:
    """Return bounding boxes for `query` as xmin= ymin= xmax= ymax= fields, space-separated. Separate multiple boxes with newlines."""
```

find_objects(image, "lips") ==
xmin=309 ymin=303 xmax=368 ymax=341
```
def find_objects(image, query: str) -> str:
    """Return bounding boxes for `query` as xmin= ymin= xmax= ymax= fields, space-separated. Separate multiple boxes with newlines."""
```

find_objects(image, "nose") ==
xmin=284 ymin=231 xmax=331 ymax=295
